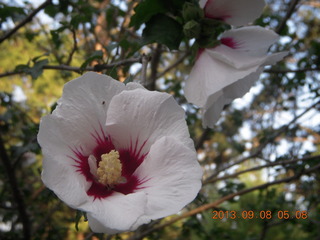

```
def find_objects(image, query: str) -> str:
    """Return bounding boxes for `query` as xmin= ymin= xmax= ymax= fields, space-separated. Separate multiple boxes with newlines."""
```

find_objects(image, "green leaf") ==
xmin=182 ymin=2 xmax=204 ymax=22
xmin=142 ymin=14 xmax=183 ymax=50
xmin=129 ymin=0 xmax=167 ymax=29
xmin=14 ymin=58 xmax=49 ymax=80
xmin=44 ymin=0 xmax=70 ymax=17
xmin=25 ymin=31 xmax=37 ymax=42
xmin=29 ymin=59 xmax=49 ymax=79
xmin=183 ymin=20 xmax=201 ymax=39
xmin=80 ymin=50 xmax=103 ymax=70
xmin=106 ymin=5 xmax=125 ymax=30
xmin=15 ymin=64 xmax=30 ymax=73
xmin=32 ymin=53 xmax=49 ymax=63
xmin=44 ymin=4 xmax=59 ymax=18
xmin=50 ymin=30 xmax=62 ymax=48
xmin=0 ymin=4 xmax=26 ymax=23
xmin=119 ymin=39 xmax=143 ymax=58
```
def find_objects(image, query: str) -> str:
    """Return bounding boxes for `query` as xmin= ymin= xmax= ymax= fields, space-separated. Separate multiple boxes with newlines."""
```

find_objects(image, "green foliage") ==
xmin=0 ymin=3 xmax=26 ymax=24
xmin=182 ymin=2 xmax=203 ymax=23
xmin=130 ymin=0 xmax=187 ymax=28
xmin=142 ymin=14 xmax=183 ymax=50
xmin=183 ymin=20 xmax=201 ymax=39
xmin=130 ymin=0 xmax=168 ymax=29
xmin=15 ymin=57 xmax=49 ymax=80
xmin=80 ymin=50 xmax=103 ymax=70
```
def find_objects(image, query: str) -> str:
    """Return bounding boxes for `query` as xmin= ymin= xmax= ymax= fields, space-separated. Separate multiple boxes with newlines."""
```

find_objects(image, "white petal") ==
xmin=41 ymin=152 xmax=91 ymax=208
xmin=263 ymin=51 xmax=289 ymax=65
xmin=209 ymin=28 xmax=282 ymax=70
xmin=223 ymin=70 xmax=262 ymax=101
xmin=201 ymin=70 xmax=261 ymax=128
xmin=184 ymin=49 xmax=260 ymax=107
xmin=201 ymin=93 xmax=225 ymax=128
xmin=200 ymin=51 xmax=287 ymax=128
xmin=199 ymin=0 xmax=207 ymax=8
xmin=86 ymin=192 xmax=150 ymax=234
xmin=38 ymin=72 xmax=125 ymax=158
xmin=207 ymin=28 xmax=287 ymax=70
xmin=105 ymin=88 xmax=194 ymax=154
xmin=185 ymin=47 xmax=286 ymax=127
xmin=204 ymin=0 xmax=265 ymax=26
xmin=208 ymin=45 xmax=270 ymax=69
xmin=133 ymin=137 xmax=202 ymax=219
xmin=125 ymin=81 xmax=146 ymax=90
xmin=221 ymin=26 xmax=280 ymax=56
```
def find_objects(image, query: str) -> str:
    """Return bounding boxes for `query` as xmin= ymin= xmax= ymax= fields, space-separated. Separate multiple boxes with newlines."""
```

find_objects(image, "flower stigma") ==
xmin=96 ymin=150 xmax=123 ymax=187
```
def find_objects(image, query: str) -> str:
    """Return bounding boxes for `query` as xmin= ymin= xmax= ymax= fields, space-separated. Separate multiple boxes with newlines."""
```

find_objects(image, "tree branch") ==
xmin=156 ymin=50 xmax=191 ymax=79
xmin=0 ymin=135 xmax=30 ymax=240
xmin=204 ymin=100 xmax=320 ymax=181
xmin=0 ymin=56 xmax=144 ymax=78
xmin=276 ymin=0 xmax=301 ymax=34
xmin=140 ymin=54 xmax=150 ymax=86
xmin=195 ymin=128 xmax=212 ymax=150
xmin=204 ymin=154 xmax=320 ymax=185
xmin=264 ymin=67 xmax=320 ymax=74
xmin=0 ymin=0 xmax=53 ymax=44
xmin=147 ymin=44 xmax=162 ymax=90
xmin=65 ymin=29 xmax=78 ymax=66
xmin=127 ymin=162 xmax=320 ymax=240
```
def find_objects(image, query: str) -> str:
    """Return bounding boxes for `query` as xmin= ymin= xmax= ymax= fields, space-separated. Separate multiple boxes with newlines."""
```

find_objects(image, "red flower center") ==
xmin=70 ymin=126 xmax=148 ymax=200
xmin=221 ymin=37 xmax=240 ymax=49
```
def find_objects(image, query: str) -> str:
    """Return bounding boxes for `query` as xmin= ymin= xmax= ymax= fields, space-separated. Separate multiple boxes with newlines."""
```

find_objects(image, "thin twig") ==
xmin=127 ymin=162 xmax=320 ymax=240
xmin=276 ymin=0 xmax=301 ymax=34
xmin=204 ymin=154 xmax=320 ymax=185
xmin=0 ymin=0 xmax=52 ymax=44
xmin=264 ymin=67 xmax=320 ymax=74
xmin=65 ymin=29 xmax=78 ymax=65
xmin=147 ymin=44 xmax=162 ymax=90
xmin=195 ymin=128 xmax=212 ymax=150
xmin=156 ymin=50 xmax=191 ymax=79
xmin=0 ymin=57 xmax=144 ymax=78
xmin=204 ymin=100 xmax=320 ymax=183
xmin=140 ymin=54 xmax=150 ymax=86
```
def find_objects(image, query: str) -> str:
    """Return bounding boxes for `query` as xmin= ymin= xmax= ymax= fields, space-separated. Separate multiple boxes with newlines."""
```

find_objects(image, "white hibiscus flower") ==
xmin=38 ymin=72 xmax=202 ymax=234
xmin=185 ymin=26 xmax=287 ymax=128
xmin=184 ymin=0 xmax=286 ymax=128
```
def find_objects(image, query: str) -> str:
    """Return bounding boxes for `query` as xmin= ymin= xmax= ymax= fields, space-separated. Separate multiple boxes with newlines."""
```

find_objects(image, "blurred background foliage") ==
xmin=0 ymin=0 xmax=319 ymax=239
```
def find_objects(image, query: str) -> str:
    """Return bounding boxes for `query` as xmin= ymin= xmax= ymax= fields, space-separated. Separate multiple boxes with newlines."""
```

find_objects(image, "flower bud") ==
xmin=182 ymin=2 xmax=204 ymax=22
xmin=200 ymin=18 xmax=224 ymax=37
xmin=183 ymin=20 xmax=201 ymax=39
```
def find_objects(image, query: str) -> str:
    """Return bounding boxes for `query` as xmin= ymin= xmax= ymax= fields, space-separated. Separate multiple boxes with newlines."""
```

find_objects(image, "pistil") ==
xmin=97 ymin=150 xmax=122 ymax=187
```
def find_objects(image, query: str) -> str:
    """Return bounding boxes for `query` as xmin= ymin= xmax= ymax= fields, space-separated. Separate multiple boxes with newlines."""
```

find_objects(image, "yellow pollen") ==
xmin=97 ymin=150 xmax=122 ymax=186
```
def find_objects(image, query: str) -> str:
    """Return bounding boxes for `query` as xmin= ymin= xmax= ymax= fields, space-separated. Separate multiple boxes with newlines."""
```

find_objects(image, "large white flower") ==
xmin=200 ymin=0 xmax=266 ymax=26
xmin=184 ymin=26 xmax=287 ymax=128
xmin=38 ymin=72 xmax=202 ymax=234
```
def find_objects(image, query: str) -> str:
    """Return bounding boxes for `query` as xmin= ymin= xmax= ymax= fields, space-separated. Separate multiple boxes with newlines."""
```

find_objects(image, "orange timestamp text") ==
xmin=212 ymin=210 xmax=308 ymax=220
